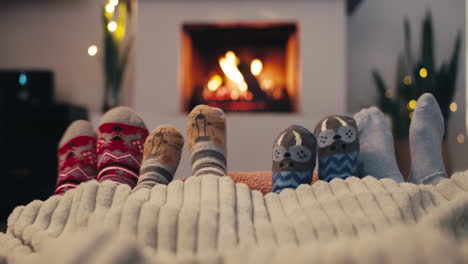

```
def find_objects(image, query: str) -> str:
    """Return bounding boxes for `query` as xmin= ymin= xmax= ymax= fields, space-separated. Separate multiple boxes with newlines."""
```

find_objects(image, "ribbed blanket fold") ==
xmin=2 ymin=171 xmax=468 ymax=263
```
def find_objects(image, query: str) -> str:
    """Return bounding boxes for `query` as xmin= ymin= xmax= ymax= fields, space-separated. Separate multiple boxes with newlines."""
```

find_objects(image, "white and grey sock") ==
xmin=134 ymin=125 xmax=184 ymax=191
xmin=187 ymin=105 xmax=227 ymax=177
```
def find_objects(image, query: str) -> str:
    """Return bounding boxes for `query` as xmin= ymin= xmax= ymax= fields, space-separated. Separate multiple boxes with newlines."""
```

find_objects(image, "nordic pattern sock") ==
xmin=96 ymin=107 xmax=149 ymax=188
xmin=272 ymin=125 xmax=316 ymax=194
xmin=354 ymin=107 xmax=403 ymax=182
xmin=55 ymin=120 xmax=97 ymax=195
xmin=409 ymin=93 xmax=448 ymax=185
xmin=187 ymin=105 xmax=227 ymax=177
xmin=315 ymin=115 xmax=359 ymax=182
xmin=134 ymin=125 xmax=184 ymax=191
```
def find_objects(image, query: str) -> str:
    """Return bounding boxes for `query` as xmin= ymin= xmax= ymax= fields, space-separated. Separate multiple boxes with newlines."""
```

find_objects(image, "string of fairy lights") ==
xmin=386 ymin=67 xmax=464 ymax=144
xmin=86 ymin=0 xmax=122 ymax=57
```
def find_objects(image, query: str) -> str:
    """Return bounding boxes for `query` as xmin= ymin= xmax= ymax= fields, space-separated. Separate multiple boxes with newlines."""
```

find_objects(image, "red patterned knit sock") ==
xmin=55 ymin=120 xmax=97 ymax=195
xmin=97 ymin=107 xmax=149 ymax=188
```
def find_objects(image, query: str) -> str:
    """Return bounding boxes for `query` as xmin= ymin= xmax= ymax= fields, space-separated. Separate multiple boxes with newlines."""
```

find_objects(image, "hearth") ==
xmin=181 ymin=23 xmax=298 ymax=112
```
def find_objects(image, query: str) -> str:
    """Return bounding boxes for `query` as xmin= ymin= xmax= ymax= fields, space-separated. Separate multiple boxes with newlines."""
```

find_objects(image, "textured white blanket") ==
xmin=2 ymin=172 xmax=468 ymax=263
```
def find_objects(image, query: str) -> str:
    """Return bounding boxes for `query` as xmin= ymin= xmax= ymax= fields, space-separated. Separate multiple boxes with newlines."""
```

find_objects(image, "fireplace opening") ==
xmin=181 ymin=22 xmax=299 ymax=112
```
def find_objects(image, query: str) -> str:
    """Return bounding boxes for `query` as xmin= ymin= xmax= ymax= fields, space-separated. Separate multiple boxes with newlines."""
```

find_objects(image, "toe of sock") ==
xmin=190 ymin=104 xmax=224 ymax=117
xmin=354 ymin=108 xmax=370 ymax=123
xmin=153 ymin=124 xmax=182 ymax=134
xmin=416 ymin=93 xmax=439 ymax=109
xmin=355 ymin=107 xmax=387 ymax=132
xmin=99 ymin=106 xmax=147 ymax=129
xmin=148 ymin=124 xmax=184 ymax=144
xmin=290 ymin=125 xmax=314 ymax=135
xmin=413 ymin=93 xmax=444 ymax=133
xmin=366 ymin=106 xmax=384 ymax=117
xmin=59 ymin=120 xmax=95 ymax=147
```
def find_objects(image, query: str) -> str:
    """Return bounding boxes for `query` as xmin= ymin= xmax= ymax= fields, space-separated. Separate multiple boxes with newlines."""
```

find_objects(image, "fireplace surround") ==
xmin=181 ymin=22 xmax=299 ymax=113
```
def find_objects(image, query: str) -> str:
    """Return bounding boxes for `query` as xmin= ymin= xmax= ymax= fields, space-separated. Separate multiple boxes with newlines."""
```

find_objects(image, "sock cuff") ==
xmin=369 ymin=172 xmax=404 ymax=183
xmin=419 ymin=171 xmax=448 ymax=185
xmin=140 ymin=159 xmax=175 ymax=175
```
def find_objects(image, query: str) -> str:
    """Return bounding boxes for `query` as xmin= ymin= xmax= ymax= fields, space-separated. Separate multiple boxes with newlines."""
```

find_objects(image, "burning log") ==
xmin=238 ymin=62 xmax=267 ymax=101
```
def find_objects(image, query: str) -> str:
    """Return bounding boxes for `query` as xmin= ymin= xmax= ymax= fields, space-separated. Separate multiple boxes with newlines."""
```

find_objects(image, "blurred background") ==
xmin=0 ymin=0 xmax=465 ymax=230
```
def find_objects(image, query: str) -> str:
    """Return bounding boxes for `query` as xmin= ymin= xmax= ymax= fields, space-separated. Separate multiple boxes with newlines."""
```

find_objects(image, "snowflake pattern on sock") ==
xmin=55 ymin=136 xmax=97 ymax=195
xmin=97 ymin=122 xmax=149 ymax=188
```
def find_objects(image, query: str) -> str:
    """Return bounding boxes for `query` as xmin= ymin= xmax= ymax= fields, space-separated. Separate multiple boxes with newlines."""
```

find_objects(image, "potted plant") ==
xmin=373 ymin=11 xmax=461 ymax=179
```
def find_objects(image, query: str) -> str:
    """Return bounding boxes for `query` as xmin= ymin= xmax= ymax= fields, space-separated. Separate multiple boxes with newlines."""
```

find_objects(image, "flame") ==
xmin=250 ymin=59 xmax=263 ymax=76
xmin=207 ymin=75 xmax=222 ymax=91
xmin=230 ymin=90 xmax=240 ymax=100
xmin=225 ymin=51 xmax=239 ymax=65
xmin=246 ymin=91 xmax=253 ymax=101
xmin=261 ymin=79 xmax=273 ymax=91
xmin=218 ymin=51 xmax=248 ymax=92
xmin=238 ymin=82 xmax=248 ymax=92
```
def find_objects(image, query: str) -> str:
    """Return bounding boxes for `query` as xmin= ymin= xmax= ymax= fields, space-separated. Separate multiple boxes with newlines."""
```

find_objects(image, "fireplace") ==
xmin=181 ymin=23 xmax=298 ymax=112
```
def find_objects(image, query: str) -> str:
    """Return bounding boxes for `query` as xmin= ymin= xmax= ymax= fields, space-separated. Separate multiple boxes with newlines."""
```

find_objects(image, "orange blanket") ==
xmin=183 ymin=171 xmax=318 ymax=195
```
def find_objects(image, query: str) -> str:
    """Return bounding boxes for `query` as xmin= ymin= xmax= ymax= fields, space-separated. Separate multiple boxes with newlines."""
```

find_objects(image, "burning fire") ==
xmin=207 ymin=75 xmax=222 ymax=92
xmin=250 ymin=59 xmax=263 ymax=76
xmin=218 ymin=52 xmax=248 ymax=92
xmin=203 ymin=50 xmax=281 ymax=105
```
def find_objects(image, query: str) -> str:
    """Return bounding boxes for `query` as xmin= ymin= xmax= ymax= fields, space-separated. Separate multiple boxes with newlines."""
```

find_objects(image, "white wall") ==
xmin=347 ymin=0 xmax=467 ymax=172
xmin=0 ymin=0 xmax=104 ymax=112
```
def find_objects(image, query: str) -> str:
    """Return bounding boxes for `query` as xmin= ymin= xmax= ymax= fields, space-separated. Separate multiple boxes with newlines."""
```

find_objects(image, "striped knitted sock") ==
xmin=187 ymin=105 xmax=227 ymax=177
xmin=272 ymin=125 xmax=316 ymax=194
xmin=96 ymin=107 xmax=149 ymax=188
xmin=134 ymin=125 xmax=184 ymax=191
xmin=315 ymin=115 xmax=359 ymax=182
xmin=55 ymin=120 xmax=97 ymax=195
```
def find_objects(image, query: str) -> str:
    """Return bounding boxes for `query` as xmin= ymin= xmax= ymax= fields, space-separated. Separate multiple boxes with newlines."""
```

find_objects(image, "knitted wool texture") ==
xmin=4 ymin=171 xmax=468 ymax=263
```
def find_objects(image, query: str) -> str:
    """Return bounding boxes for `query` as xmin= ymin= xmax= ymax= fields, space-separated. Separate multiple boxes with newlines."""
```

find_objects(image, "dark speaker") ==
xmin=0 ymin=70 xmax=54 ymax=106
xmin=0 ymin=70 xmax=88 ymax=227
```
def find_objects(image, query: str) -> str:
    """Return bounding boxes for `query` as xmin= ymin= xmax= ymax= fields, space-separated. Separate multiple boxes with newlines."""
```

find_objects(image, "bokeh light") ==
xmin=87 ymin=45 xmax=98 ymax=56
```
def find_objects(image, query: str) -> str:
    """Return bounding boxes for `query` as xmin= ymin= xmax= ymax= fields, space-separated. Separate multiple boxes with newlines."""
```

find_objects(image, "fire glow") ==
xmin=203 ymin=51 xmax=276 ymax=105
xmin=218 ymin=51 xmax=248 ymax=92
xmin=182 ymin=22 xmax=298 ymax=112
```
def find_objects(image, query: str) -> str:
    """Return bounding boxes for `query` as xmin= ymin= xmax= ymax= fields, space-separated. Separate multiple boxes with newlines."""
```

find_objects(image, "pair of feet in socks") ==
xmin=55 ymin=105 xmax=227 ymax=195
xmin=56 ymin=107 xmax=149 ymax=194
xmin=358 ymin=93 xmax=447 ymax=185
xmin=272 ymin=119 xmax=359 ymax=193
xmin=137 ymin=104 xmax=228 ymax=191
xmin=272 ymin=93 xmax=448 ymax=194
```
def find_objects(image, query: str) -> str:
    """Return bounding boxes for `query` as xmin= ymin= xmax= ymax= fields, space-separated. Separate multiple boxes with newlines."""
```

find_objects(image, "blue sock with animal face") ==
xmin=315 ymin=115 xmax=359 ymax=182
xmin=272 ymin=125 xmax=316 ymax=194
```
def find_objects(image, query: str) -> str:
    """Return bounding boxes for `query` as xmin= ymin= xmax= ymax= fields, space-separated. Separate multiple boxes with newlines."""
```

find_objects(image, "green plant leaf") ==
xmin=404 ymin=16 xmax=413 ymax=69
xmin=447 ymin=31 xmax=461 ymax=93
xmin=372 ymin=70 xmax=393 ymax=112
xmin=421 ymin=10 xmax=435 ymax=73
xmin=396 ymin=55 xmax=410 ymax=100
